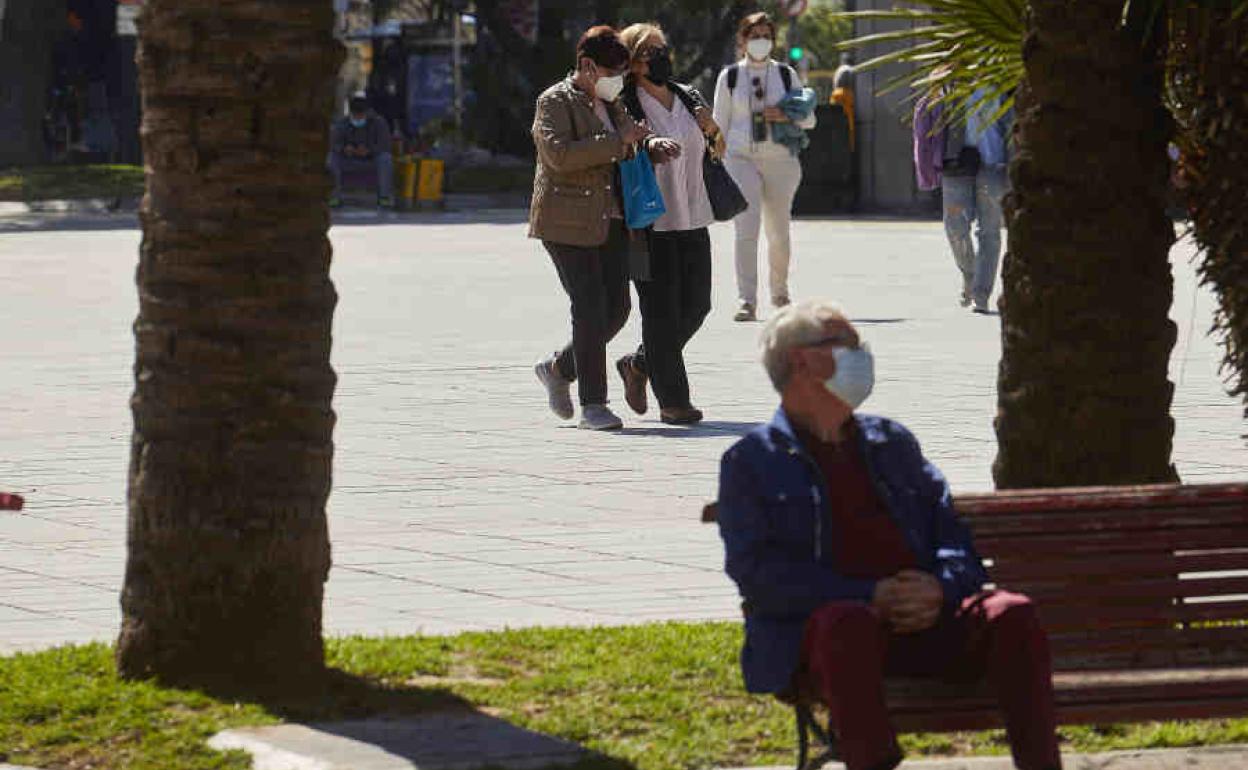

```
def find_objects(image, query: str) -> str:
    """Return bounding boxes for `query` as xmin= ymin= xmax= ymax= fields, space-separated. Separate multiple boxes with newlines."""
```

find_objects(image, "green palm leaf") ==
xmin=831 ymin=0 xmax=1026 ymax=129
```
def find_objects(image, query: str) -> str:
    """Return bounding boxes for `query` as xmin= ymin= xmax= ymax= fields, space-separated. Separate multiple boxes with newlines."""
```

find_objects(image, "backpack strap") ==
xmin=729 ymin=62 xmax=795 ymax=93
xmin=779 ymin=64 xmax=794 ymax=93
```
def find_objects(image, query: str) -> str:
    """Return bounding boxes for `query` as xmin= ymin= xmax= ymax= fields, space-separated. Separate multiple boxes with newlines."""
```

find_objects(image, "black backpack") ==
xmin=726 ymin=62 xmax=795 ymax=94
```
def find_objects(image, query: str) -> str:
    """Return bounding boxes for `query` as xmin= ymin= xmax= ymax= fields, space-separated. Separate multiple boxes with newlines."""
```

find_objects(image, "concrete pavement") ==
xmin=0 ymin=211 xmax=1244 ymax=653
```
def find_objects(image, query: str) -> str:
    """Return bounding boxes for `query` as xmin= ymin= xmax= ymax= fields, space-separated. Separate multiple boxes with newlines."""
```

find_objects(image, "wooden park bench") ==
xmin=701 ymin=482 xmax=1248 ymax=770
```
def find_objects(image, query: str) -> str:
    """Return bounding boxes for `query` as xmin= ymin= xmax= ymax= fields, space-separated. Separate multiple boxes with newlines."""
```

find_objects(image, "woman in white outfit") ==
xmin=712 ymin=11 xmax=816 ymax=322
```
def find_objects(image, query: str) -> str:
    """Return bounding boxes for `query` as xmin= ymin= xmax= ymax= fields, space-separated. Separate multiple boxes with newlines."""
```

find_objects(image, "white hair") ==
xmin=760 ymin=299 xmax=849 ymax=391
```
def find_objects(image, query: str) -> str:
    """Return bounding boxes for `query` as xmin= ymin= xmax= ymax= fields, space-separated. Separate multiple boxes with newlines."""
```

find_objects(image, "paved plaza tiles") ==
xmin=1 ymin=211 xmax=1244 ymax=654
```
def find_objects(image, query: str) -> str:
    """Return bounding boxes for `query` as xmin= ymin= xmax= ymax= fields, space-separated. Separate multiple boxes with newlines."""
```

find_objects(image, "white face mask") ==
xmin=824 ymin=343 xmax=874 ymax=409
xmin=594 ymin=72 xmax=625 ymax=102
xmin=746 ymin=38 xmax=774 ymax=62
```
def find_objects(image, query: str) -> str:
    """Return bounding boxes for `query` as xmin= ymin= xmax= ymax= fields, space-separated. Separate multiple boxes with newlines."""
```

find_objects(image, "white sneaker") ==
xmin=578 ymin=404 xmax=623 ymax=431
xmin=535 ymin=355 xmax=574 ymax=419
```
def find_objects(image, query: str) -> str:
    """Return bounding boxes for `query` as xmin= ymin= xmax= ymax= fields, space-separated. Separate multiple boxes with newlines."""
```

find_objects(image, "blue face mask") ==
xmin=349 ymin=117 xmax=367 ymax=128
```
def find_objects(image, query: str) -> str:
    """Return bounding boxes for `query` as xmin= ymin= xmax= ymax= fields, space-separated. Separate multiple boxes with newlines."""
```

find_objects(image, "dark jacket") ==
xmin=330 ymin=110 xmax=391 ymax=158
xmin=716 ymin=408 xmax=988 ymax=694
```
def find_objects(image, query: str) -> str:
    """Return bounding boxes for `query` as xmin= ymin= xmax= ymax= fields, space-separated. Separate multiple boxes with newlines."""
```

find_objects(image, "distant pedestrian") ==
xmin=914 ymin=88 xmax=1012 ymax=313
xmin=529 ymin=26 xmax=675 ymax=431
xmin=614 ymin=22 xmax=719 ymax=426
xmin=713 ymin=11 xmax=817 ymax=323
xmin=328 ymin=92 xmax=395 ymax=209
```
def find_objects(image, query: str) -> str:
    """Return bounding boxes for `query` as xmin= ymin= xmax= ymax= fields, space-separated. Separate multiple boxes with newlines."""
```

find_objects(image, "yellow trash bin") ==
xmin=417 ymin=159 xmax=445 ymax=207
xmin=395 ymin=155 xmax=419 ymax=208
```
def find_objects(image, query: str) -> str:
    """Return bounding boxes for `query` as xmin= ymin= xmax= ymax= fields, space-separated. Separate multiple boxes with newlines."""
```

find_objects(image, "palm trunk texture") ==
xmin=117 ymin=1 xmax=342 ymax=687
xmin=1173 ymin=7 xmax=1248 ymax=433
xmin=994 ymin=0 xmax=1180 ymax=488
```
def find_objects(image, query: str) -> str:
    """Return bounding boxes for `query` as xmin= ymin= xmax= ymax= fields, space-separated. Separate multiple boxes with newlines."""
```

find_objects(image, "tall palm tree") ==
xmin=117 ymin=0 xmax=342 ymax=688
xmin=838 ymin=0 xmax=1186 ymax=487
xmin=995 ymin=0 xmax=1178 ymax=487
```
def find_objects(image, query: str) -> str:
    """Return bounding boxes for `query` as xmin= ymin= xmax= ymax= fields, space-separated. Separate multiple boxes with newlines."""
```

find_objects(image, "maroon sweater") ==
xmin=795 ymin=422 xmax=917 ymax=579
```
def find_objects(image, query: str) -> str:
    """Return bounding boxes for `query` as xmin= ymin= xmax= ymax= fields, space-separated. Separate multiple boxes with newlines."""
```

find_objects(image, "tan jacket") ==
xmin=528 ymin=76 xmax=640 ymax=247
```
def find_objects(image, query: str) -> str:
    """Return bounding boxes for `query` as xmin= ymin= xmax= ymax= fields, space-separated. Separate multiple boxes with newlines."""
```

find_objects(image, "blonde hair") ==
xmin=619 ymin=22 xmax=667 ymax=60
xmin=760 ymin=300 xmax=849 ymax=391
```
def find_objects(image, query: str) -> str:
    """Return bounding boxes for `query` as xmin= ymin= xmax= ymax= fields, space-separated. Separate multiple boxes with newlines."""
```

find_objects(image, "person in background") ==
xmin=713 ymin=11 xmax=816 ymax=323
xmin=831 ymin=52 xmax=856 ymax=152
xmin=529 ymin=26 xmax=677 ymax=431
xmin=613 ymin=22 xmax=718 ymax=426
xmin=716 ymin=299 xmax=1062 ymax=770
xmin=914 ymin=88 xmax=1012 ymax=314
xmin=328 ymin=92 xmax=394 ymax=209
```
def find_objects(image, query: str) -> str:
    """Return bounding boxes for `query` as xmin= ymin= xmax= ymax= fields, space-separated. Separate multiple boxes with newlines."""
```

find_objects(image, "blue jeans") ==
xmin=327 ymin=151 xmax=394 ymax=199
xmin=941 ymin=166 xmax=1006 ymax=308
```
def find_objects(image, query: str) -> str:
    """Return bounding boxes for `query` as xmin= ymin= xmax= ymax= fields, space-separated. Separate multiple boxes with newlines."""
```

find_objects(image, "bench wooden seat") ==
xmin=703 ymin=482 xmax=1248 ymax=767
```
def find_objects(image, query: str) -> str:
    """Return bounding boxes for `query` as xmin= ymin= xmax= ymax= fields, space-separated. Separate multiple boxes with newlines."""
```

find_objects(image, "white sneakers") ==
xmin=534 ymin=355 xmax=574 ymax=419
xmin=578 ymin=404 xmax=623 ymax=431
xmin=535 ymin=355 xmax=623 ymax=430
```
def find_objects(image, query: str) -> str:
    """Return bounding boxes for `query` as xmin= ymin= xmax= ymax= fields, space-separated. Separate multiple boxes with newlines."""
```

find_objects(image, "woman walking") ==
xmin=530 ymin=26 xmax=676 ymax=430
xmin=614 ymin=22 xmax=719 ymax=425
xmin=713 ymin=11 xmax=815 ymax=322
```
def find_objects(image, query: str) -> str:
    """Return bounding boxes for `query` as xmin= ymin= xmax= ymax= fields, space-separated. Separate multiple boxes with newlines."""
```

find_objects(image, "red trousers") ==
xmin=800 ymin=591 xmax=1062 ymax=770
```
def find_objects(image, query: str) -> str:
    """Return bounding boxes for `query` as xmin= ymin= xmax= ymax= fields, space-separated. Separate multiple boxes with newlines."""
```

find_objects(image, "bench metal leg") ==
xmin=794 ymin=703 xmax=839 ymax=770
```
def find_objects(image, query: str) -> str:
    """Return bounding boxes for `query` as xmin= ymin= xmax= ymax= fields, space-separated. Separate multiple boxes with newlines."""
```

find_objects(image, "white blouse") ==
xmin=638 ymin=87 xmax=714 ymax=232
xmin=712 ymin=58 xmax=817 ymax=158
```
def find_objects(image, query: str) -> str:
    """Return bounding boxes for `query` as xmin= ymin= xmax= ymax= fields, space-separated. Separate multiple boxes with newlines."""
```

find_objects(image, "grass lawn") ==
xmin=0 ymin=165 xmax=144 ymax=202
xmin=2 ymin=622 xmax=1245 ymax=770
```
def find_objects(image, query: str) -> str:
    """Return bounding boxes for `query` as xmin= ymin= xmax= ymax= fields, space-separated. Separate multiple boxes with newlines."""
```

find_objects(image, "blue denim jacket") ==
xmin=716 ymin=409 xmax=989 ymax=694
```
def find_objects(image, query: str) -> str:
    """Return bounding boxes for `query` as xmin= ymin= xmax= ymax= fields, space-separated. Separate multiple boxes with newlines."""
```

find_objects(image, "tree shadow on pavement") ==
xmin=201 ymin=668 xmax=639 ymax=770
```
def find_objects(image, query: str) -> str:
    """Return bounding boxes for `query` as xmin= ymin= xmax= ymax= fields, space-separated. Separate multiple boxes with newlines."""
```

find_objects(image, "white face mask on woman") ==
xmin=746 ymin=37 xmax=774 ymax=62
xmin=594 ymin=71 xmax=625 ymax=102
xmin=824 ymin=343 xmax=875 ymax=409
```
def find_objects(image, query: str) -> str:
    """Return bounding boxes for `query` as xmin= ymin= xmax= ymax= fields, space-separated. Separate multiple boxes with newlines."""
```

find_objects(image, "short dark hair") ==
xmin=737 ymin=11 xmax=775 ymax=43
xmin=576 ymin=25 xmax=629 ymax=70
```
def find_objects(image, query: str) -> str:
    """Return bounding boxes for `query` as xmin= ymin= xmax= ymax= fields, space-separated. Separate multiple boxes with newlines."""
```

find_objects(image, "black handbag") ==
xmin=664 ymin=82 xmax=749 ymax=221
xmin=703 ymin=151 xmax=748 ymax=221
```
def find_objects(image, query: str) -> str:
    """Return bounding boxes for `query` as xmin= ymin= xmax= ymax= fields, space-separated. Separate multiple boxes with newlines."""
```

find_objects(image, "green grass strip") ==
xmin=2 ymin=623 xmax=1245 ymax=769
xmin=0 ymin=165 xmax=144 ymax=202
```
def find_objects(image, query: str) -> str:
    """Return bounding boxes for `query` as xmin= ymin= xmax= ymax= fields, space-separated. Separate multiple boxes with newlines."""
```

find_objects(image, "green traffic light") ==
xmin=789 ymin=46 xmax=805 ymax=61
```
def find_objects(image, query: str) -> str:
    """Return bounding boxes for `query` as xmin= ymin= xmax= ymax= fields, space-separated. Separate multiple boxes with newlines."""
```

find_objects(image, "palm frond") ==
xmin=832 ymin=0 xmax=1026 ymax=130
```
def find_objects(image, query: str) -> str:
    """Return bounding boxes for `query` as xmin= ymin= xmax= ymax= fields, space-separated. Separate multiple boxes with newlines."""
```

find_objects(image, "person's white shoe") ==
xmin=578 ymin=404 xmax=623 ymax=431
xmin=733 ymin=302 xmax=756 ymax=322
xmin=534 ymin=355 xmax=574 ymax=419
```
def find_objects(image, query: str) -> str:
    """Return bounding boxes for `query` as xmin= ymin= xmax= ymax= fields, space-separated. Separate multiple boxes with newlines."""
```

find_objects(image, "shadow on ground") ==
xmin=202 ymin=669 xmax=638 ymax=770
xmin=616 ymin=420 xmax=759 ymax=438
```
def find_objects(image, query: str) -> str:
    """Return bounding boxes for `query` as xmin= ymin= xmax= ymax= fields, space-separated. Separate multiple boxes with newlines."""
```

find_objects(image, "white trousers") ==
xmin=725 ymin=151 xmax=803 ymax=306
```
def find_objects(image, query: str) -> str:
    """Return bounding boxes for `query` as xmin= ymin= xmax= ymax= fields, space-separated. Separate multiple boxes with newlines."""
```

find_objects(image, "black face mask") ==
xmin=645 ymin=48 xmax=673 ymax=85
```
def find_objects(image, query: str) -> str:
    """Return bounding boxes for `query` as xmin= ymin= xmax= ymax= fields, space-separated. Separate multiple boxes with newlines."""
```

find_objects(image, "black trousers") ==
xmin=634 ymin=227 xmax=712 ymax=410
xmin=544 ymin=220 xmax=631 ymax=406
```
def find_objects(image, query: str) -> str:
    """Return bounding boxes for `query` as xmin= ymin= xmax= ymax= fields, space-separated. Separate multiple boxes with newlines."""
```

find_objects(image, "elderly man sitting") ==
xmin=716 ymin=300 xmax=1062 ymax=770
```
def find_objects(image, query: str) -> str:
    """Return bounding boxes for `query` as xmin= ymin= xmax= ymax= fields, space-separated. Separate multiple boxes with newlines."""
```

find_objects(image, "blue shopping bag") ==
xmin=618 ymin=150 xmax=666 ymax=230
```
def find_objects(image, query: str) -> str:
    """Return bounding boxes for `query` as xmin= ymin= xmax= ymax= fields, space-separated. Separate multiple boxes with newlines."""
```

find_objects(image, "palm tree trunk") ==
xmin=1172 ymin=5 xmax=1248 ymax=434
xmin=994 ymin=0 xmax=1179 ymax=488
xmin=117 ymin=0 xmax=342 ymax=689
